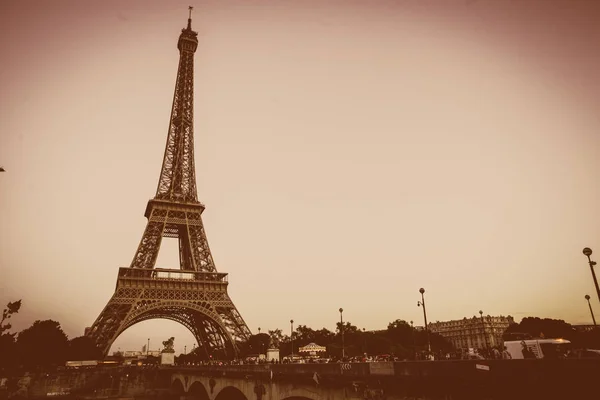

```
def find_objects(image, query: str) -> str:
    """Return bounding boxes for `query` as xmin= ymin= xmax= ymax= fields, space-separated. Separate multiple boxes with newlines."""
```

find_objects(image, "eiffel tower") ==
xmin=86 ymin=8 xmax=252 ymax=358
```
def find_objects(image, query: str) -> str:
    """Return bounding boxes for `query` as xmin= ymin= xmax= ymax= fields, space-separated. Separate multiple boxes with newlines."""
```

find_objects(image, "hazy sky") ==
xmin=1 ymin=0 xmax=600 ymax=355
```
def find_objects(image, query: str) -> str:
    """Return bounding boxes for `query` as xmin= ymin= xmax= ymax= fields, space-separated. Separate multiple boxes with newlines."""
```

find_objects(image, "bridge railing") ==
xmin=170 ymin=358 xmax=600 ymax=380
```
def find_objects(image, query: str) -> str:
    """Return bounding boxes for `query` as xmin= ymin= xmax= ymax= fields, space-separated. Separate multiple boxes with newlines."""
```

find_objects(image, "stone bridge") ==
xmin=167 ymin=359 xmax=600 ymax=400
xmin=171 ymin=375 xmax=335 ymax=400
xmin=4 ymin=359 xmax=599 ymax=400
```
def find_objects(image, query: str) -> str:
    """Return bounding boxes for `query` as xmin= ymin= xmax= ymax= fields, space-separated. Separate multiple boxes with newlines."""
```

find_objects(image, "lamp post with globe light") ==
xmin=339 ymin=308 xmax=345 ymax=359
xmin=290 ymin=319 xmax=294 ymax=362
xmin=417 ymin=288 xmax=431 ymax=353
xmin=585 ymin=295 xmax=597 ymax=327
xmin=479 ymin=310 xmax=489 ymax=350
xmin=410 ymin=320 xmax=416 ymax=359
xmin=583 ymin=248 xmax=600 ymax=303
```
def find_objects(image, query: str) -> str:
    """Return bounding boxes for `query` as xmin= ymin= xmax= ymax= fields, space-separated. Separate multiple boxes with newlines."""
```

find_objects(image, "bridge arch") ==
xmin=188 ymin=381 xmax=210 ymax=400
xmin=171 ymin=378 xmax=185 ymax=394
xmin=283 ymin=397 xmax=316 ymax=400
xmin=279 ymin=387 xmax=321 ymax=400
xmin=214 ymin=386 xmax=248 ymax=400
xmin=98 ymin=301 xmax=238 ymax=359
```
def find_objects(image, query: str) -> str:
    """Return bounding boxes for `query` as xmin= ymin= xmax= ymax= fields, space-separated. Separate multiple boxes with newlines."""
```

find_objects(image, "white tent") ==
xmin=298 ymin=342 xmax=326 ymax=357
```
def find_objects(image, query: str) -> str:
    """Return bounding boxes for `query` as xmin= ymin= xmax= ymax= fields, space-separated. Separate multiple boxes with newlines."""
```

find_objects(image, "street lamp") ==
xmin=362 ymin=327 xmax=366 ymax=356
xmin=582 ymin=248 xmax=600 ymax=303
xmin=339 ymin=308 xmax=345 ymax=359
xmin=147 ymin=338 xmax=150 ymax=356
xmin=410 ymin=320 xmax=416 ymax=360
xmin=479 ymin=310 xmax=489 ymax=350
xmin=417 ymin=288 xmax=431 ymax=353
xmin=585 ymin=295 xmax=597 ymax=327
xmin=290 ymin=319 xmax=294 ymax=362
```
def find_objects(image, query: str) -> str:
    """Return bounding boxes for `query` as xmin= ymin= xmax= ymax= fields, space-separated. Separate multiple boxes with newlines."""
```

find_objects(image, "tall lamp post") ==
xmin=410 ymin=320 xmax=416 ymax=360
xmin=582 ymin=248 xmax=600 ymax=303
xmin=339 ymin=308 xmax=345 ymax=359
xmin=479 ymin=310 xmax=489 ymax=350
xmin=585 ymin=295 xmax=597 ymax=327
xmin=417 ymin=288 xmax=431 ymax=353
xmin=290 ymin=319 xmax=294 ymax=362
xmin=258 ymin=327 xmax=263 ymax=355
xmin=147 ymin=338 xmax=150 ymax=356
xmin=362 ymin=327 xmax=366 ymax=356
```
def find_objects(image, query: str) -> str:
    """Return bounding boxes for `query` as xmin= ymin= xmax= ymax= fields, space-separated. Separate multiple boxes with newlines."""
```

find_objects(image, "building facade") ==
xmin=429 ymin=315 xmax=515 ymax=350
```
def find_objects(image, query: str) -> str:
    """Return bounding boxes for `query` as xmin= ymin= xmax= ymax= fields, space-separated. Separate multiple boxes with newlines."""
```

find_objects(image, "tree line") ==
xmin=503 ymin=317 xmax=600 ymax=348
xmin=0 ymin=300 xmax=101 ymax=371
xmin=179 ymin=320 xmax=455 ymax=363
xmin=3 ymin=299 xmax=599 ymax=369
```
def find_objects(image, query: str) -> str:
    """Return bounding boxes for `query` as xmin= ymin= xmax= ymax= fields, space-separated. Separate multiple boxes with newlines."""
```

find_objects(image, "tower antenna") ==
xmin=186 ymin=5 xmax=194 ymax=30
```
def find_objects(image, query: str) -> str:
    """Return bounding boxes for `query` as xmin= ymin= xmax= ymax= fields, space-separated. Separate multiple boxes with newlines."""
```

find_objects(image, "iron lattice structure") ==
xmin=86 ymin=13 xmax=252 ymax=358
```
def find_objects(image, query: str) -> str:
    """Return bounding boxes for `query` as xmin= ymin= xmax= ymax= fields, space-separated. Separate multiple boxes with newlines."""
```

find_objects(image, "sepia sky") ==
xmin=1 ymin=0 xmax=600 ymax=355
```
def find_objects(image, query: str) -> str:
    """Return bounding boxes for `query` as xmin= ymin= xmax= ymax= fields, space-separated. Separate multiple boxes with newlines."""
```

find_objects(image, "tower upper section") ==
xmin=178 ymin=14 xmax=199 ymax=54
xmin=155 ymin=9 xmax=200 ymax=204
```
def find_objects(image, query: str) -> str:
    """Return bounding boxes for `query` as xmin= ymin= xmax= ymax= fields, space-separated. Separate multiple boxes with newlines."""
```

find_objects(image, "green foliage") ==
xmin=176 ymin=345 xmax=212 ymax=363
xmin=0 ymin=300 xmax=22 ymax=335
xmin=17 ymin=320 xmax=69 ymax=367
xmin=336 ymin=321 xmax=359 ymax=335
xmin=0 ymin=300 xmax=23 ymax=368
xmin=249 ymin=333 xmax=270 ymax=353
xmin=265 ymin=319 xmax=454 ymax=359
xmin=0 ymin=331 xmax=18 ymax=368
xmin=504 ymin=317 xmax=577 ymax=341
xmin=504 ymin=317 xmax=600 ymax=348
xmin=67 ymin=336 xmax=102 ymax=361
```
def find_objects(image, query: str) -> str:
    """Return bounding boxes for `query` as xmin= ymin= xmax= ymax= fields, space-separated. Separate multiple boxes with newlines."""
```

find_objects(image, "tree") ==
xmin=0 ymin=300 xmax=22 ymax=369
xmin=1 ymin=300 xmax=22 ymax=336
xmin=17 ymin=320 xmax=69 ymax=367
xmin=336 ymin=321 xmax=359 ymax=335
xmin=67 ymin=336 xmax=102 ymax=361
xmin=429 ymin=332 xmax=454 ymax=352
xmin=313 ymin=328 xmax=335 ymax=345
xmin=0 ymin=333 xmax=18 ymax=369
xmin=387 ymin=319 xmax=413 ymax=343
xmin=239 ymin=333 xmax=271 ymax=357
xmin=295 ymin=325 xmax=316 ymax=343
xmin=504 ymin=317 xmax=577 ymax=341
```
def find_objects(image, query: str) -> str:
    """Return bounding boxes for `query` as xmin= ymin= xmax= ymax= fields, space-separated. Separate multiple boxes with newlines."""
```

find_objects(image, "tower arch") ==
xmin=104 ymin=302 xmax=237 ymax=358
